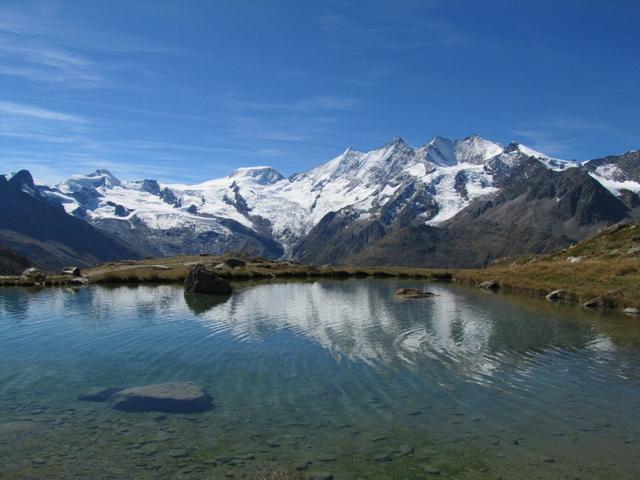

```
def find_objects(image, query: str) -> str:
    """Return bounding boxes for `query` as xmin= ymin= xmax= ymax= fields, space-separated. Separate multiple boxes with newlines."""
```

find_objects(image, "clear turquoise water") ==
xmin=1 ymin=279 xmax=639 ymax=479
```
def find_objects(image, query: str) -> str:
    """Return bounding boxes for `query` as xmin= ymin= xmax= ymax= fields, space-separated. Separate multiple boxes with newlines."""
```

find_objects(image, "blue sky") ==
xmin=0 ymin=0 xmax=638 ymax=184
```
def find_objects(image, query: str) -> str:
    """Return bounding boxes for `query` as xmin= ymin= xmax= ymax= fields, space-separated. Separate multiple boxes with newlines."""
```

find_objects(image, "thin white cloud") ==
xmin=0 ymin=100 xmax=88 ymax=123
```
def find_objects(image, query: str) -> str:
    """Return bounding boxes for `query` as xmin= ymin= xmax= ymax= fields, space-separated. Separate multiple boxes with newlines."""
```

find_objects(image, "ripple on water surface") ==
xmin=1 ymin=279 xmax=640 ymax=479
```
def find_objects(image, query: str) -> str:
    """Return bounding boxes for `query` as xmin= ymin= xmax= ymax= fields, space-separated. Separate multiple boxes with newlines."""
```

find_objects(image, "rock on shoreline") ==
xmin=184 ymin=264 xmax=232 ymax=295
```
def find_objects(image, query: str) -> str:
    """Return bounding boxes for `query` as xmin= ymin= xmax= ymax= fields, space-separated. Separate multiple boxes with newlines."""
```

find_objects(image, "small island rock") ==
xmin=184 ymin=264 xmax=232 ymax=295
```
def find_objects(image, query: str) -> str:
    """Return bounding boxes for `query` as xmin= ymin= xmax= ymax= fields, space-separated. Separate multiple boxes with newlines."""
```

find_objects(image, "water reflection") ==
xmin=1 ymin=281 xmax=634 ymax=387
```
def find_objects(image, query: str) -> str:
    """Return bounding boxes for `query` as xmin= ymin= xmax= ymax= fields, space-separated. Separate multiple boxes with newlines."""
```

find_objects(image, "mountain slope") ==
xmin=0 ymin=171 xmax=141 ymax=270
xmin=11 ymin=134 xmax=640 ymax=269
xmin=0 ymin=245 xmax=32 ymax=275
xmin=349 ymin=158 xmax=632 ymax=267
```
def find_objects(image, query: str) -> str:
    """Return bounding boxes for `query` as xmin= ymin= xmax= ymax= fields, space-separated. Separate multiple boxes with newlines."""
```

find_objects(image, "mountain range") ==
xmin=1 ymin=134 xmax=639 ymax=272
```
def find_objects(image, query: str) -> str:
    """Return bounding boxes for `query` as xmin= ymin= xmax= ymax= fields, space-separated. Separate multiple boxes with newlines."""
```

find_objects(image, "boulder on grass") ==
xmin=478 ymin=280 xmax=500 ymax=290
xmin=583 ymin=296 xmax=602 ymax=309
xmin=110 ymin=381 xmax=213 ymax=413
xmin=184 ymin=264 xmax=232 ymax=295
xmin=224 ymin=257 xmax=246 ymax=269
xmin=545 ymin=289 xmax=566 ymax=302
xmin=21 ymin=267 xmax=46 ymax=282
xmin=61 ymin=266 xmax=82 ymax=276
xmin=396 ymin=288 xmax=436 ymax=299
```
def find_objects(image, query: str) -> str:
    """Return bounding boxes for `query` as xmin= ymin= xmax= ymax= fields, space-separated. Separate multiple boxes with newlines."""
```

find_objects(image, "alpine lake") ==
xmin=1 ymin=278 xmax=639 ymax=479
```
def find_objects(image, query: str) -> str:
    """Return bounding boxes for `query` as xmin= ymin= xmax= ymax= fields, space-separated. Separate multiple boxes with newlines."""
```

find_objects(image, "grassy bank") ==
xmin=454 ymin=222 xmax=640 ymax=311
xmin=2 ymin=222 xmax=639 ymax=314
xmin=83 ymin=255 xmax=453 ymax=283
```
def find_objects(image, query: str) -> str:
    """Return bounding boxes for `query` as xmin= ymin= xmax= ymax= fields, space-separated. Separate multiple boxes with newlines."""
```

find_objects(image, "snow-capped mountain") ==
xmin=22 ymin=135 xmax=640 ymax=266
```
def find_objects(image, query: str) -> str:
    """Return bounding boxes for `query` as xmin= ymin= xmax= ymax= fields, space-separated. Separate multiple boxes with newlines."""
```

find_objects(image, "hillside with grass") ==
xmin=454 ymin=222 xmax=640 ymax=311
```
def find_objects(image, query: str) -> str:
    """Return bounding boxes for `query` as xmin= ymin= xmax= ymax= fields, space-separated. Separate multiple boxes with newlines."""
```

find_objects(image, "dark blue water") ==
xmin=1 ymin=279 xmax=639 ymax=479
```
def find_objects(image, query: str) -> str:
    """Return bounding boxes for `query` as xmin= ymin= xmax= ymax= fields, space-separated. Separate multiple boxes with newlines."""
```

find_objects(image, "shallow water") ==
xmin=1 ymin=279 xmax=639 ymax=479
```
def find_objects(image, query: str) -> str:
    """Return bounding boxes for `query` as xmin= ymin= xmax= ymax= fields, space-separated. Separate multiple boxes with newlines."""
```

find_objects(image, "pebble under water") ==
xmin=1 ymin=279 xmax=640 ymax=479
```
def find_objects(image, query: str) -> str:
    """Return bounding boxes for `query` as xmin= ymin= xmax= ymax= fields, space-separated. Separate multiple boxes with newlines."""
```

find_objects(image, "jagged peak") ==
xmin=384 ymin=135 xmax=412 ymax=149
xmin=62 ymin=168 xmax=121 ymax=192
xmin=8 ymin=169 xmax=35 ymax=189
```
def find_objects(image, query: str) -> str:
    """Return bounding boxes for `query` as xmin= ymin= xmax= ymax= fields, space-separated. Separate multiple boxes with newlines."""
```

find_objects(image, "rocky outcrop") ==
xmin=184 ymin=264 xmax=232 ymax=295
xmin=110 ymin=381 xmax=213 ymax=413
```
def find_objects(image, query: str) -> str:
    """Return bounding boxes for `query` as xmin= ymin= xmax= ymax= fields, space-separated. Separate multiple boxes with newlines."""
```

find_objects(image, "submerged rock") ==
xmin=395 ymin=288 xmax=436 ymax=299
xmin=78 ymin=387 xmax=121 ymax=402
xmin=184 ymin=264 xmax=232 ymax=295
xmin=110 ymin=381 xmax=214 ymax=413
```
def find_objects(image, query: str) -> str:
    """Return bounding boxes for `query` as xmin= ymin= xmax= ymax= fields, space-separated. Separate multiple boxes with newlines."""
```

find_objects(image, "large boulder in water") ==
xmin=184 ymin=264 xmax=232 ymax=295
xmin=110 ymin=381 xmax=213 ymax=413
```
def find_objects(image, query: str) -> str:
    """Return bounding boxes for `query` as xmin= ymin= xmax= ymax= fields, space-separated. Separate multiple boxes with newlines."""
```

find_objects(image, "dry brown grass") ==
xmin=454 ymin=222 xmax=640 ymax=310
xmin=84 ymin=254 xmax=452 ymax=284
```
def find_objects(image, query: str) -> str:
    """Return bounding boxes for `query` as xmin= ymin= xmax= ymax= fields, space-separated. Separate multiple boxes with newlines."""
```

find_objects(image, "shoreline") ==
xmin=1 ymin=253 xmax=638 ymax=316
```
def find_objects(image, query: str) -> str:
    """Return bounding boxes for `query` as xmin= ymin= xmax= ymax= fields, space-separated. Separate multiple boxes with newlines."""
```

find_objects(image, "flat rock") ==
xmin=478 ymin=280 xmax=499 ymax=290
xmin=623 ymin=307 xmax=639 ymax=315
xmin=110 ymin=381 xmax=214 ymax=413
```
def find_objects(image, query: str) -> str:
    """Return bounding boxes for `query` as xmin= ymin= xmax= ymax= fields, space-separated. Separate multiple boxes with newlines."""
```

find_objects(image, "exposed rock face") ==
xmin=395 ymin=288 xmax=435 ymax=299
xmin=184 ymin=264 xmax=232 ymax=295
xmin=110 ymin=381 xmax=213 ymax=413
